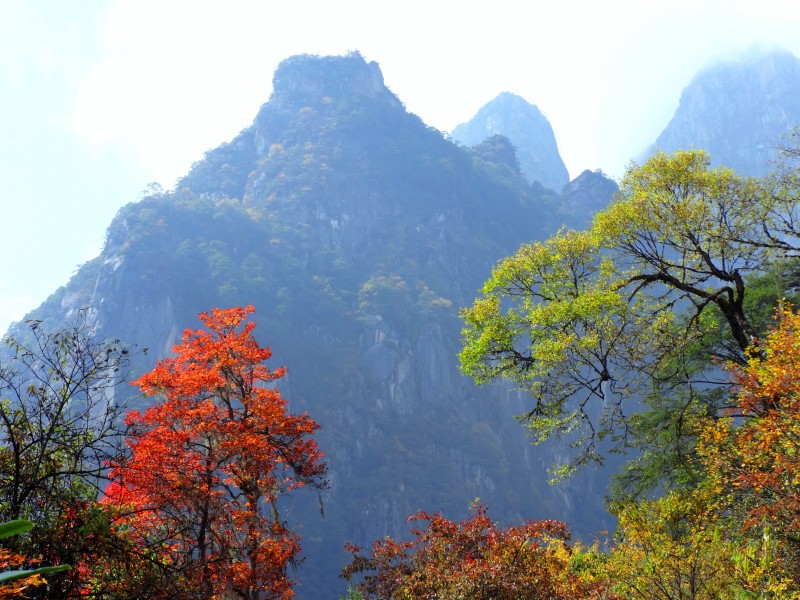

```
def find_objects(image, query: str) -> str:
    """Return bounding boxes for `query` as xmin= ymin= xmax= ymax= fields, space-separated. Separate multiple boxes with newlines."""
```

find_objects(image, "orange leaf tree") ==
xmin=698 ymin=306 xmax=800 ymax=585
xmin=342 ymin=504 xmax=611 ymax=599
xmin=104 ymin=306 xmax=327 ymax=599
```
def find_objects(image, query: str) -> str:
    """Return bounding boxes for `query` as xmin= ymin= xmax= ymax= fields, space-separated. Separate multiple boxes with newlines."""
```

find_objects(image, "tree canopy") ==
xmin=342 ymin=504 xmax=610 ymax=599
xmin=460 ymin=150 xmax=800 ymax=477
xmin=0 ymin=313 xmax=135 ymax=598
xmin=103 ymin=306 xmax=327 ymax=599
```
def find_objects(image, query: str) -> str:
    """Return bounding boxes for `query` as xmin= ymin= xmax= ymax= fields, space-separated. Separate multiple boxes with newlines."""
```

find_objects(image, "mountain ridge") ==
xmin=12 ymin=48 xmax=800 ymax=597
xmin=646 ymin=48 xmax=800 ymax=175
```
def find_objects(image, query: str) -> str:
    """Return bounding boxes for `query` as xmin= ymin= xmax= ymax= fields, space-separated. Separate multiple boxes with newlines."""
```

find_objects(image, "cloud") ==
xmin=68 ymin=0 xmax=800 ymax=184
xmin=70 ymin=0 xmax=285 ymax=186
xmin=0 ymin=291 xmax=37 ymax=331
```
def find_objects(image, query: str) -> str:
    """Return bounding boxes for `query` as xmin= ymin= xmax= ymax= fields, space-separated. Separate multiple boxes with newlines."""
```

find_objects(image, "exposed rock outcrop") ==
xmin=15 ymin=53 xmax=616 ymax=599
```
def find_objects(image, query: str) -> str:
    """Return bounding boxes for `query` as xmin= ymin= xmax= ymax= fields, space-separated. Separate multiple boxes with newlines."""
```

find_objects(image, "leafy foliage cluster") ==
xmin=342 ymin=504 xmax=608 ymax=599
xmin=461 ymin=149 xmax=800 ymax=479
xmin=0 ymin=311 xmax=134 ymax=598
xmin=1 ymin=307 xmax=325 ymax=598
xmin=343 ymin=149 xmax=800 ymax=599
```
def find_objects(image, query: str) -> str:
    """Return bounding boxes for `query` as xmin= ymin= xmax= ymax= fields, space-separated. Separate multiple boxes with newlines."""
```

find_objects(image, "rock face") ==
xmin=16 ymin=53 xmax=616 ymax=598
xmin=452 ymin=91 xmax=570 ymax=191
xmin=559 ymin=169 xmax=618 ymax=221
xmin=648 ymin=49 xmax=800 ymax=176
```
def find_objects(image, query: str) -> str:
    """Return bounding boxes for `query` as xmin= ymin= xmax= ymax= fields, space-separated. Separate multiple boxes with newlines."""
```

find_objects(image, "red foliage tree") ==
xmin=342 ymin=504 xmax=610 ymax=599
xmin=104 ymin=306 xmax=327 ymax=599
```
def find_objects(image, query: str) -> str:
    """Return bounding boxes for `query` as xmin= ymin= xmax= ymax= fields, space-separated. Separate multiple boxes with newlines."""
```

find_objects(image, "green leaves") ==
xmin=460 ymin=224 xmax=662 ymax=469
xmin=0 ymin=519 xmax=33 ymax=539
xmin=0 ymin=566 xmax=71 ymax=586
xmin=460 ymin=149 xmax=800 ymax=475
xmin=0 ymin=519 xmax=71 ymax=587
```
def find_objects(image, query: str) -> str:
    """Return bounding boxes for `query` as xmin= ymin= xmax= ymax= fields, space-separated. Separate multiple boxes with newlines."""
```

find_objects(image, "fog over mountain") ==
xmin=646 ymin=49 xmax=800 ymax=175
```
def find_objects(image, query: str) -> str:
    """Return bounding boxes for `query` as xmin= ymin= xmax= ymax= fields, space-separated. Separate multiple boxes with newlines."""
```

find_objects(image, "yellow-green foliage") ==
xmin=460 ymin=149 xmax=796 ymax=473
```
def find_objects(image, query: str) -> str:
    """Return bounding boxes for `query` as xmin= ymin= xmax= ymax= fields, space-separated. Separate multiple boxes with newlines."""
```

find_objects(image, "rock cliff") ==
xmin=648 ymin=49 xmax=800 ymax=175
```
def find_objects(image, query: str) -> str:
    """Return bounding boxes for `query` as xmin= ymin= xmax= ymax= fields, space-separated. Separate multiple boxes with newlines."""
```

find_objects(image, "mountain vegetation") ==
xmin=106 ymin=306 xmax=326 ymax=598
xmin=4 ymin=52 xmax=617 ymax=597
xmin=460 ymin=149 xmax=800 ymax=477
xmin=0 ymin=313 xmax=136 ymax=598
xmin=4 ymin=49 xmax=800 ymax=597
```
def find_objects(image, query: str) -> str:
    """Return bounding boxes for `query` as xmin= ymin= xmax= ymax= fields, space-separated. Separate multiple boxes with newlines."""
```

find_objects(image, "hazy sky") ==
xmin=2 ymin=0 xmax=800 ymax=332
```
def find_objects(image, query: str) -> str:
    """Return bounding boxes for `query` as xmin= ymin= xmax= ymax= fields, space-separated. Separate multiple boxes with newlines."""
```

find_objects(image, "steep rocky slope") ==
xmin=648 ymin=49 xmax=800 ymax=175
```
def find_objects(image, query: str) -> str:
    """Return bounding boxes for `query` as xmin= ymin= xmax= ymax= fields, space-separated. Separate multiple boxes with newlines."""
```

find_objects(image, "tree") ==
xmin=697 ymin=306 xmax=800 ymax=587
xmin=342 ymin=504 xmax=610 ymax=599
xmin=597 ymin=307 xmax=800 ymax=599
xmin=600 ymin=489 xmax=755 ymax=600
xmin=0 ymin=312 xmax=134 ymax=597
xmin=104 ymin=305 xmax=327 ymax=599
xmin=460 ymin=150 xmax=800 ymax=478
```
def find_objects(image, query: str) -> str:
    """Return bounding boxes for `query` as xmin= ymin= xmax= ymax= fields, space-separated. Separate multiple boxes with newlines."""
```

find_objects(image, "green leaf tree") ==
xmin=0 ymin=312 xmax=136 ymax=598
xmin=460 ymin=150 xmax=800 ymax=478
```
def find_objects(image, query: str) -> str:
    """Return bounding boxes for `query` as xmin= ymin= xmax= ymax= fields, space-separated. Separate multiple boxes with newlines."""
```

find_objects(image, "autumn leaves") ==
xmin=102 ymin=306 xmax=327 ymax=598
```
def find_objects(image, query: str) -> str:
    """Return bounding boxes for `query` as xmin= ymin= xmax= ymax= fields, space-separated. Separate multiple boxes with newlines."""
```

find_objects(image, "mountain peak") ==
xmin=648 ymin=49 xmax=800 ymax=175
xmin=269 ymin=51 xmax=402 ymax=110
xmin=452 ymin=92 xmax=569 ymax=191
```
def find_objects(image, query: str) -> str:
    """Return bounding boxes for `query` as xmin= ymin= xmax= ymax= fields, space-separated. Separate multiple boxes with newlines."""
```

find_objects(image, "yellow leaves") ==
xmin=591 ymin=196 xmax=642 ymax=241
xmin=677 ymin=307 xmax=800 ymax=595
xmin=461 ymin=148 xmax=790 ymax=472
xmin=599 ymin=487 xmax=755 ymax=599
xmin=463 ymin=227 xmax=623 ymax=373
xmin=484 ymin=228 xmax=603 ymax=295
xmin=594 ymin=150 xmax=765 ymax=274
xmin=0 ymin=547 xmax=46 ymax=600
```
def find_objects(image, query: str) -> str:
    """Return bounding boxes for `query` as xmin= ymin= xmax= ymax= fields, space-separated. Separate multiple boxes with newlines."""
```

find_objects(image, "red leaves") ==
xmin=343 ymin=504 xmax=605 ymax=599
xmin=104 ymin=306 xmax=327 ymax=599
xmin=727 ymin=308 xmax=800 ymax=533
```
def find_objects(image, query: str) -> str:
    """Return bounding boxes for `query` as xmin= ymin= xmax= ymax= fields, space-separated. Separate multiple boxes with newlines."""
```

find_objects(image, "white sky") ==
xmin=2 ymin=0 xmax=800 ymax=332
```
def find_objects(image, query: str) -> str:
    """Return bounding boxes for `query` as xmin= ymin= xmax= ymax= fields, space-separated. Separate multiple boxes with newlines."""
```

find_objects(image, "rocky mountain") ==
xmin=14 ymin=53 xmax=616 ymax=598
xmin=648 ymin=49 xmax=800 ymax=176
xmin=558 ymin=168 xmax=618 ymax=220
xmin=452 ymin=92 xmax=570 ymax=191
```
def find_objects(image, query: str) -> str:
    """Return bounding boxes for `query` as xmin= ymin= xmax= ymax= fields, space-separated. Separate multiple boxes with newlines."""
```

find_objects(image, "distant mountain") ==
xmin=647 ymin=49 xmax=800 ymax=176
xmin=560 ymin=169 xmax=619 ymax=218
xmin=452 ymin=92 xmax=570 ymax=191
xmin=14 ymin=53 xmax=617 ymax=598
